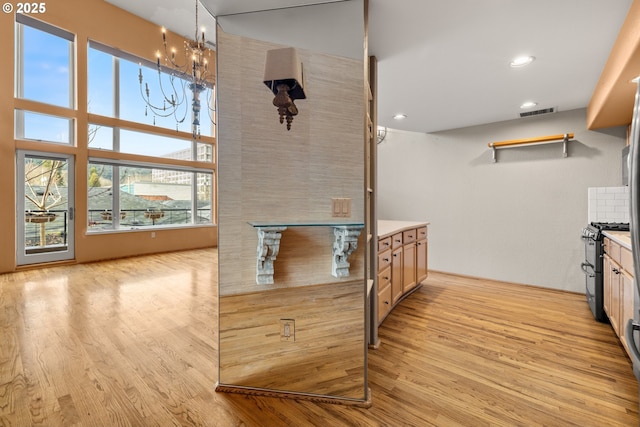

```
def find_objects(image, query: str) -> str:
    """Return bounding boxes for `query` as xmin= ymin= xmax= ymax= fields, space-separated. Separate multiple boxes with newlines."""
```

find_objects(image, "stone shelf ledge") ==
xmin=248 ymin=221 xmax=365 ymax=285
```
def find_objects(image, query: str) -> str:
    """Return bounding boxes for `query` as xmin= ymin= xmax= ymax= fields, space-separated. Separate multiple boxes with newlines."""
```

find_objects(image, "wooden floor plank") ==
xmin=0 ymin=249 xmax=637 ymax=426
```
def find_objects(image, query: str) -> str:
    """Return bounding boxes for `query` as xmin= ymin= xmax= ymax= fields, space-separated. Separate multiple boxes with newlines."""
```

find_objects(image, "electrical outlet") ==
xmin=280 ymin=318 xmax=295 ymax=342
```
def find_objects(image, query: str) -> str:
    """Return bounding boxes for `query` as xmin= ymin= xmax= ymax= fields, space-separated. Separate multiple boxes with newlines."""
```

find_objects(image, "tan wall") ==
xmin=0 ymin=0 xmax=216 ymax=273
xmin=217 ymin=29 xmax=365 ymax=296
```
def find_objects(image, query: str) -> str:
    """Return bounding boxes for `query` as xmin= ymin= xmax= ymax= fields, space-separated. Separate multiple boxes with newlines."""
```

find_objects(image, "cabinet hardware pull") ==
xmin=383 ymin=258 xmax=389 ymax=262
xmin=384 ymin=300 xmax=390 ymax=305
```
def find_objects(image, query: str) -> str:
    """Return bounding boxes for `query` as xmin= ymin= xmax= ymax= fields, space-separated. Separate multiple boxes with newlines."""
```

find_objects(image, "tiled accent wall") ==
xmin=588 ymin=186 xmax=629 ymax=223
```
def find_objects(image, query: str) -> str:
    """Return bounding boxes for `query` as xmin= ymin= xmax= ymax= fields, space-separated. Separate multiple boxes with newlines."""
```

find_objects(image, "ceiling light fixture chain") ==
xmin=138 ymin=0 xmax=216 ymax=140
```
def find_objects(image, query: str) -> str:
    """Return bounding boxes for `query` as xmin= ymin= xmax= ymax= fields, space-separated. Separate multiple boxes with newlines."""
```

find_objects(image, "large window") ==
xmin=86 ymin=41 xmax=215 ymax=232
xmin=88 ymin=41 xmax=215 ymax=138
xmin=15 ymin=14 xmax=74 ymax=108
xmin=88 ymin=162 xmax=213 ymax=230
xmin=15 ymin=14 xmax=75 ymax=145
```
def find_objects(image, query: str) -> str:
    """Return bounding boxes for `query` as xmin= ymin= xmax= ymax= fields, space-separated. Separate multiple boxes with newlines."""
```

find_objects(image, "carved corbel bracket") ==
xmin=332 ymin=225 xmax=364 ymax=278
xmin=255 ymin=226 xmax=287 ymax=285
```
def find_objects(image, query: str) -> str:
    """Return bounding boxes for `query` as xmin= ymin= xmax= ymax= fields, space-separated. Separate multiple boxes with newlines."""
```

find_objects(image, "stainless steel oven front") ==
xmin=581 ymin=228 xmax=606 ymax=322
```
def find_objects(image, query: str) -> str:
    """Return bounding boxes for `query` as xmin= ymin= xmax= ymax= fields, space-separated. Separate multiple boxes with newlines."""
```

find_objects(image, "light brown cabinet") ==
xmin=391 ymin=247 xmax=403 ymax=304
xmin=377 ymin=266 xmax=392 ymax=324
xmin=402 ymin=229 xmax=417 ymax=292
xmin=416 ymin=227 xmax=428 ymax=284
xmin=603 ymin=236 xmax=634 ymax=358
xmin=376 ymin=222 xmax=428 ymax=325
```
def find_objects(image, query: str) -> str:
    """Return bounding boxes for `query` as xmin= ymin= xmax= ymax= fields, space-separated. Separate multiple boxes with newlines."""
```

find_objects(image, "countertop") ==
xmin=378 ymin=220 xmax=429 ymax=239
xmin=603 ymin=230 xmax=631 ymax=250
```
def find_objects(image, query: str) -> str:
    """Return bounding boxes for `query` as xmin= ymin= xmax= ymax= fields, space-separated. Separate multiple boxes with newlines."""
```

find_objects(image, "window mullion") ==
xmin=112 ymin=165 xmax=120 ymax=229
xmin=191 ymin=173 xmax=197 ymax=224
xmin=15 ymin=22 xmax=24 ymax=98
xmin=113 ymin=56 xmax=120 ymax=119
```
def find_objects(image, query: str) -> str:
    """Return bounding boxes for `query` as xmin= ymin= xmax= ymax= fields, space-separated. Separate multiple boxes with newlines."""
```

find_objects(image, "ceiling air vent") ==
xmin=519 ymin=107 xmax=556 ymax=118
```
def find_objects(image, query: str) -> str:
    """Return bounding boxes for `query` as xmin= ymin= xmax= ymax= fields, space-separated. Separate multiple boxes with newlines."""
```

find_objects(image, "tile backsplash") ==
xmin=588 ymin=186 xmax=629 ymax=223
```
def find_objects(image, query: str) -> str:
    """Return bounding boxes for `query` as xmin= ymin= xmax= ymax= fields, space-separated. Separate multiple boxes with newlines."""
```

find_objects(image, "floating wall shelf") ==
xmin=248 ymin=220 xmax=365 ymax=285
xmin=488 ymin=133 xmax=574 ymax=162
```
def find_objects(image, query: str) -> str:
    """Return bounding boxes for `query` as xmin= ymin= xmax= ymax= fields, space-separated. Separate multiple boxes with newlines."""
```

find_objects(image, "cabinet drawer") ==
xmin=378 ymin=283 xmax=392 ymax=323
xmin=378 ymin=249 xmax=392 ymax=271
xmin=403 ymin=229 xmax=417 ymax=244
xmin=378 ymin=236 xmax=392 ymax=252
xmin=378 ymin=266 xmax=391 ymax=289
xmin=603 ymin=238 xmax=611 ymax=255
xmin=391 ymin=232 xmax=403 ymax=249
xmin=417 ymin=227 xmax=428 ymax=240
xmin=621 ymin=247 xmax=634 ymax=275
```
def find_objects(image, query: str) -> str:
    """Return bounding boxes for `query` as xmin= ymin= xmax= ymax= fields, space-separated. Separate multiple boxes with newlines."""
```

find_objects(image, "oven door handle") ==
xmin=581 ymin=262 xmax=595 ymax=277
xmin=625 ymin=319 xmax=640 ymax=379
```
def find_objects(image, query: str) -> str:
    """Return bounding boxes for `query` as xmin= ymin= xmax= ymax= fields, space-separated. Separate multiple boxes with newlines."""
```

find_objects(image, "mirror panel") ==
xmin=215 ymin=0 xmax=367 ymax=402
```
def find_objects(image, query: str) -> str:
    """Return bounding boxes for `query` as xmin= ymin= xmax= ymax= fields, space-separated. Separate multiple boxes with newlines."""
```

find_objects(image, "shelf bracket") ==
xmin=332 ymin=225 xmax=364 ymax=278
xmin=255 ymin=226 xmax=287 ymax=285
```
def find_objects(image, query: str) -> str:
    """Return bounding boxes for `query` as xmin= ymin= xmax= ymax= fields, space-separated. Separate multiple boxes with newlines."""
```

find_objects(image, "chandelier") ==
xmin=138 ymin=0 xmax=215 ymax=139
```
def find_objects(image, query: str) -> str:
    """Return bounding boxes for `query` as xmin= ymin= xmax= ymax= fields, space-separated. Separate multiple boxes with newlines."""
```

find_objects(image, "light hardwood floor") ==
xmin=0 ymin=248 xmax=637 ymax=426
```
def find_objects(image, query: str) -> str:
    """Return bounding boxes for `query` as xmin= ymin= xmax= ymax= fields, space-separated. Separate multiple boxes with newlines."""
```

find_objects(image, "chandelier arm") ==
xmin=139 ymin=80 xmax=180 ymax=117
xmin=138 ymin=75 xmax=174 ymax=115
xmin=205 ymin=86 xmax=217 ymax=126
xmin=155 ymin=69 xmax=181 ymax=107
xmin=167 ymin=73 xmax=189 ymax=107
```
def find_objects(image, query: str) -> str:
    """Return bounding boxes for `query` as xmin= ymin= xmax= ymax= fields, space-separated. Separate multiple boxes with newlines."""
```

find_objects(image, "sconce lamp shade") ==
xmin=263 ymin=47 xmax=306 ymax=100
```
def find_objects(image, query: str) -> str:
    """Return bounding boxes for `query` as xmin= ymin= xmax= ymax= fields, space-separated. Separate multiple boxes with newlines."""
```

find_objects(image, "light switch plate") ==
xmin=341 ymin=198 xmax=351 ymax=217
xmin=332 ymin=198 xmax=342 ymax=217
xmin=332 ymin=198 xmax=351 ymax=217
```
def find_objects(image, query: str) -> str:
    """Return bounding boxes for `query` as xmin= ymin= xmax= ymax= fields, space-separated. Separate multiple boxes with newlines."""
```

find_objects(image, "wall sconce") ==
xmin=263 ymin=47 xmax=306 ymax=131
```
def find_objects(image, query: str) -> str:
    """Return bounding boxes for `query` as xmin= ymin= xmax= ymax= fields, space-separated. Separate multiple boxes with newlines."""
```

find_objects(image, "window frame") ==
xmin=87 ymin=158 xmax=214 ymax=233
xmin=85 ymin=39 xmax=216 ymax=232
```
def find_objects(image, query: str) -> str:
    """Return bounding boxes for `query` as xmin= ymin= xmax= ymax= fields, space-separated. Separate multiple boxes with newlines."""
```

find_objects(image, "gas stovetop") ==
xmin=590 ymin=222 xmax=630 ymax=231
xmin=582 ymin=222 xmax=630 ymax=240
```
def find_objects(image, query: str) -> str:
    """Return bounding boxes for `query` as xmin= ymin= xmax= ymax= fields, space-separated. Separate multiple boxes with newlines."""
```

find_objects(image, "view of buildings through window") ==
xmin=15 ymin=14 xmax=216 ymax=253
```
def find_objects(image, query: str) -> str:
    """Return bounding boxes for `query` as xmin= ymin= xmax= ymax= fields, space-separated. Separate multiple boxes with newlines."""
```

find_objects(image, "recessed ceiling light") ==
xmin=520 ymin=101 xmax=538 ymax=109
xmin=510 ymin=56 xmax=535 ymax=68
xmin=393 ymin=114 xmax=407 ymax=120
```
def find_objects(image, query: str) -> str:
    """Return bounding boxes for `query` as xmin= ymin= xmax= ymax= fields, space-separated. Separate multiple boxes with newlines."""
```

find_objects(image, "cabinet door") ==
xmin=621 ymin=271 xmax=635 ymax=356
xmin=416 ymin=238 xmax=428 ymax=284
xmin=377 ymin=283 xmax=392 ymax=324
xmin=611 ymin=265 xmax=621 ymax=336
xmin=391 ymin=247 xmax=403 ymax=304
xmin=403 ymin=242 xmax=417 ymax=292
xmin=603 ymin=254 xmax=612 ymax=317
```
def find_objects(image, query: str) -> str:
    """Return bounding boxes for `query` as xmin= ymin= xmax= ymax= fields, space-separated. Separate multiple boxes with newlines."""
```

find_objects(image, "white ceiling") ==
xmin=105 ymin=0 xmax=633 ymax=133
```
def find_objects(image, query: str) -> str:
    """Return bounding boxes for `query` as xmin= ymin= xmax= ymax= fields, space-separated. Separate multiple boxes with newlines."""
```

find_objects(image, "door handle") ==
xmin=69 ymin=207 xmax=74 ymax=220
xmin=581 ymin=262 xmax=595 ymax=277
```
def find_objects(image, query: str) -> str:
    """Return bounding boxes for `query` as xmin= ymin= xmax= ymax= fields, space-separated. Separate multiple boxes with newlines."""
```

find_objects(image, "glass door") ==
xmin=16 ymin=151 xmax=75 ymax=265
